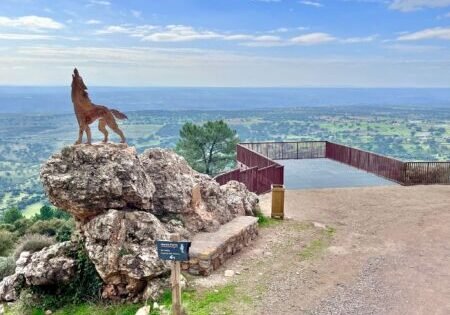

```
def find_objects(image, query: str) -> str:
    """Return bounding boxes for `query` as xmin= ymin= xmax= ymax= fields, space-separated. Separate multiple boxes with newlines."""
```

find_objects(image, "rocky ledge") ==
xmin=0 ymin=144 xmax=259 ymax=301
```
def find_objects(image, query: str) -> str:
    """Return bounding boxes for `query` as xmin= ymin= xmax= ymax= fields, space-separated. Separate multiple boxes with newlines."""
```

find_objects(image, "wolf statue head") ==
xmin=71 ymin=68 xmax=88 ymax=95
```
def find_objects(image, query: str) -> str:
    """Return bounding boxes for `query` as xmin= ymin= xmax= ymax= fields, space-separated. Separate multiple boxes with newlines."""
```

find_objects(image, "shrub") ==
xmin=32 ymin=206 xmax=72 ymax=222
xmin=27 ymin=243 xmax=103 ymax=310
xmin=0 ymin=224 xmax=15 ymax=232
xmin=0 ymin=256 xmax=16 ymax=280
xmin=56 ymin=219 xmax=75 ymax=242
xmin=0 ymin=230 xmax=15 ymax=256
xmin=12 ymin=218 xmax=32 ymax=237
xmin=13 ymin=234 xmax=55 ymax=260
xmin=54 ymin=208 xmax=72 ymax=220
xmin=2 ymin=207 xmax=23 ymax=224
xmin=36 ymin=205 xmax=54 ymax=221
xmin=28 ymin=218 xmax=65 ymax=237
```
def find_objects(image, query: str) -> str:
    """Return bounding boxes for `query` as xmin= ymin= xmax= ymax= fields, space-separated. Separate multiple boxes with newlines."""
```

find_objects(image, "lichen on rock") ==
xmin=40 ymin=144 xmax=154 ymax=220
xmin=82 ymin=209 xmax=170 ymax=299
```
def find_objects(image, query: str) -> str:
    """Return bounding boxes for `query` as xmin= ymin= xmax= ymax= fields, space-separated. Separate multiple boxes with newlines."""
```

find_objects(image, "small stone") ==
xmin=235 ymin=271 xmax=241 ymax=275
xmin=312 ymin=222 xmax=327 ymax=229
xmin=214 ymin=289 xmax=219 ymax=293
xmin=153 ymin=302 xmax=159 ymax=310
xmin=258 ymin=272 xmax=263 ymax=276
xmin=135 ymin=306 xmax=150 ymax=315
xmin=224 ymin=270 xmax=235 ymax=277
xmin=296 ymin=272 xmax=300 ymax=275
xmin=45 ymin=310 xmax=52 ymax=315
xmin=263 ymin=251 xmax=273 ymax=257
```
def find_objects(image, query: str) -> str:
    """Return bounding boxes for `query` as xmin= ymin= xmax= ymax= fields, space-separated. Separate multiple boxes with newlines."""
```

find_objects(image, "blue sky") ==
xmin=0 ymin=0 xmax=450 ymax=87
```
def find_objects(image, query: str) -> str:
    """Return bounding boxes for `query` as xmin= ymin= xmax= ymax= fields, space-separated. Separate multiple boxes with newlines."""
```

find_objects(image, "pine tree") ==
xmin=176 ymin=120 xmax=239 ymax=176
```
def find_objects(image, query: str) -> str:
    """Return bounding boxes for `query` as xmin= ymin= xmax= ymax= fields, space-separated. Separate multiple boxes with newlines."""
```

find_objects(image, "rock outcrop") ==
xmin=141 ymin=148 xmax=258 ymax=233
xmin=0 ymin=242 xmax=76 ymax=302
xmin=82 ymin=210 xmax=170 ymax=299
xmin=40 ymin=144 xmax=154 ymax=220
xmin=21 ymin=242 xmax=76 ymax=286
xmin=0 ymin=144 xmax=259 ymax=302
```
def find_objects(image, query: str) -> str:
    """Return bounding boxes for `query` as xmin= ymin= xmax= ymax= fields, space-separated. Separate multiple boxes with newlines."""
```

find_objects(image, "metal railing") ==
xmin=215 ymin=144 xmax=283 ymax=194
xmin=215 ymin=141 xmax=450 ymax=193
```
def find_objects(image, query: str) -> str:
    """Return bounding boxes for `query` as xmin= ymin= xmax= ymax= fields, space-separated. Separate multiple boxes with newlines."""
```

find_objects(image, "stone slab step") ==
xmin=181 ymin=216 xmax=258 ymax=276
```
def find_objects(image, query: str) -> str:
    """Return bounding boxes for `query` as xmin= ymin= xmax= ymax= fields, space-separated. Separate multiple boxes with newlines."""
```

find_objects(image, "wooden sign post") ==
xmin=170 ymin=234 xmax=182 ymax=315
xmin=156 ymin=234 xmax=191 ymax=315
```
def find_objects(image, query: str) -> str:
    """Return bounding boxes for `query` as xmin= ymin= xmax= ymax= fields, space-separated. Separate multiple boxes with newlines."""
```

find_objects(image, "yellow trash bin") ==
xmin=271 ymin=184 xmax=285 ymax=219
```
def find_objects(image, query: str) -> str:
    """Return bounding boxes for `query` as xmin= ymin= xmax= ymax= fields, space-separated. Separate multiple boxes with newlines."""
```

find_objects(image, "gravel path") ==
xmin=193 ymin=185 xmax=450 ymax=315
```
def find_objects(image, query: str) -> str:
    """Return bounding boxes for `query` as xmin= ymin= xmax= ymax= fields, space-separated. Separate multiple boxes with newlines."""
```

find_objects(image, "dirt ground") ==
xmin=193 ymin=185 xmax=450 ymax=315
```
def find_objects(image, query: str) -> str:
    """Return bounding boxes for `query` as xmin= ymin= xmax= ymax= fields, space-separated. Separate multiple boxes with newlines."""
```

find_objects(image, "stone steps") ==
xmin=182 ymin=216 xmax=259 ymax=276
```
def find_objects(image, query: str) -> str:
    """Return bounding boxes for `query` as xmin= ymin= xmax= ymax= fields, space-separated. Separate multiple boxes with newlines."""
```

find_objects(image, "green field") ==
xmin=1 ymin=106 xmax=449 ymax=214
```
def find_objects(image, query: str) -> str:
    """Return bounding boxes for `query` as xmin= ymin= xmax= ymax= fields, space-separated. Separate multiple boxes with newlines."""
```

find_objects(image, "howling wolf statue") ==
xmin=71 ymin=68 xmax=127 ymax=144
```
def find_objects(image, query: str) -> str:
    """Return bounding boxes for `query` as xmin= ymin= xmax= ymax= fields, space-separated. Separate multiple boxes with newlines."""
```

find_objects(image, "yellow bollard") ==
xmin=271 ymin=184 xmax=285 ymax=219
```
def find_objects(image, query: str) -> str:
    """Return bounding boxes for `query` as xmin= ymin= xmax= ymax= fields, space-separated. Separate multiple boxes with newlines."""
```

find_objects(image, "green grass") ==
xmin=158 ymin=284 xmax=239 ymax=315
xmin=6 ymin=303 xmax=141 ymax=315
xmin=255 ymin=209 xmax=282 ymax=228
xmin=23 ymin=202 xmax=44 ymax=218
xmin=299 ymin=226 xmax=336 ymax=260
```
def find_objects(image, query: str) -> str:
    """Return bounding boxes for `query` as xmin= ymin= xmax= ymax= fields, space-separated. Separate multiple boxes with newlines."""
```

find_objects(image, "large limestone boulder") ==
xmin=40 ymin=144 xmax=154 ymax=220
xmin=22 ymin=241 xmax=77 ymax=286
xmin=140 ymin=149 xmax=258 ymax=233
xmin=0 ymin=242 xmax=77 ymax=302
xmin=140 ymin=148 xmax=196 ymax=216
xmin=82 ymin=210 xmax=170 ymax=299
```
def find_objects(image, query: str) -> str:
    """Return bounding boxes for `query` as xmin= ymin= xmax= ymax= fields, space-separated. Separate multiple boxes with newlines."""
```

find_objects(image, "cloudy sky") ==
xmin=0 ymin=0 xmax=450 ymax=87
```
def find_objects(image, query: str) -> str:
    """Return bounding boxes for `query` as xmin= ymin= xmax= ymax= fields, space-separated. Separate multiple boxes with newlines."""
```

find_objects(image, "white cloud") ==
xmin=389 ymin=0 xmax=450 ymax=12
xmin=0 ymin=16 xmax=64 ymax=31
xmin=398 ymin=27 xmax=450 ymax=40
xmin=88 ymin=0 xmax=111 ymax=5
xmin=96 ymin=24 xmax=376 ymax=47
xmin=142 ymin=25 xmax=222 ymax=42
xmin=299 ymin=1 xmax=323 ymax=7
xmin=385 ymin=43 xmax=442 ymax=52
xmin=3 ymin=45 xmax=449 ymax=87
xmin=86 ymin=19 xmax=102 ymax=25
xmin=341 ymin=35 xmax=378 ymax=43
xmin=252 ymin=0 xmax=282 ymax=2
xmin=290 ymin=32 xmax=335 ymax=44
xmin=223 ymin=34 xmax=255 ymax=41
xmin=0 ymin=33 xmax=54 ymax=40
xmin=268 ymin=27 xmax=289 ymax=33
xmin=96 ymin=25 xmax=159 ymax=37
xmin=252 ymin=35 xmax=281 ymax=41
xmin=98 ymin=24 xmax=285 ymax=43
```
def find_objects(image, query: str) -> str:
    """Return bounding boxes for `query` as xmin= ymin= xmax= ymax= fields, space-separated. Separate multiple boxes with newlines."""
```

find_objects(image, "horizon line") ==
xmin=1 ymin=85 xmax=450 ymax=89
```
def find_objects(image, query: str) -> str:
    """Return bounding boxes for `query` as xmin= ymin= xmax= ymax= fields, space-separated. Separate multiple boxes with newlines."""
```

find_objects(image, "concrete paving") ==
xmin=277 ymin=158 xmax=396 ymax=189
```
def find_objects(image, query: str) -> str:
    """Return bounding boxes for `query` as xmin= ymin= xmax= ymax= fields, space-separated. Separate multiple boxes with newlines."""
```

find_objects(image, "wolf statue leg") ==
xmin=98 ymin=119 xmax=108 ymax=143
xmin=75 ymin=127 xmax=83 ymax=145
xmin=105 ymin=112 xmax=126 ymax=143
xmin=85 ymin=125 xmax=92 ymax=145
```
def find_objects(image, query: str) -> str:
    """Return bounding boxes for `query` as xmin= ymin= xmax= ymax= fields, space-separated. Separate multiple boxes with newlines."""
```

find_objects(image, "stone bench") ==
xmin=181 ymin=216 xmax=258 ymax=276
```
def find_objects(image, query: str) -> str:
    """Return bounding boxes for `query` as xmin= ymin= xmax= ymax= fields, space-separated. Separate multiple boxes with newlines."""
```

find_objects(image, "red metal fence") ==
xmin=404 ymin=162 xmax=450 ymax=185
xmin=215 ymin=141 xmax=450 ymax=193
xmin=325 ymin=142 xmax=407 ymax=184
xmin=215 ymin=144 xmax=284 ymax=194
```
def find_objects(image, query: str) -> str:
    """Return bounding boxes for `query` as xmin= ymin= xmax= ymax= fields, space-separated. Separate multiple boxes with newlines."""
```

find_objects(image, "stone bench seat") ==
xmin=182 ymin=216 xmax=258 ymax=276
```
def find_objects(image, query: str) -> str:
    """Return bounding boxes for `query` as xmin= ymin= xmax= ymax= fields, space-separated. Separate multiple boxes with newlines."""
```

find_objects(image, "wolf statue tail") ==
xmin=110 ymin=109 xmax=128 ymax=120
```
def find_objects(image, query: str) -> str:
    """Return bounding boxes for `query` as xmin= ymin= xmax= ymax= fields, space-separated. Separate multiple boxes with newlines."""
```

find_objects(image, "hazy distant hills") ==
xmin=1 ymin=87 xmax=450 ymax=114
